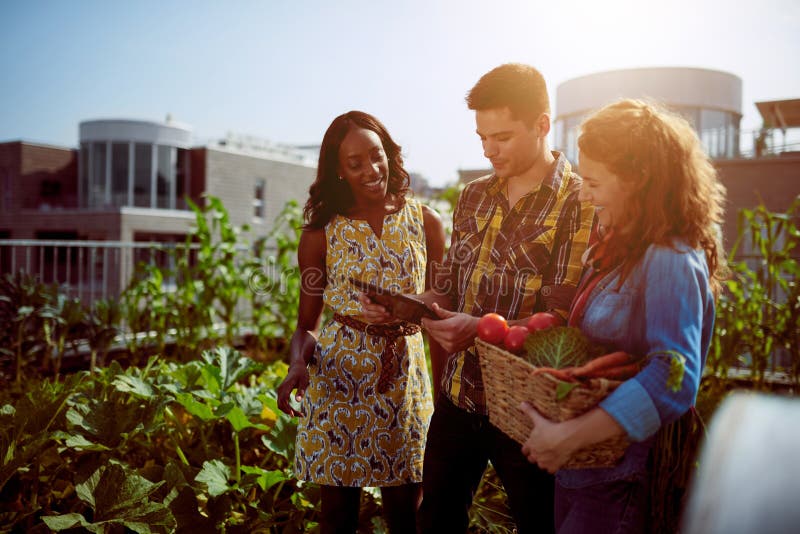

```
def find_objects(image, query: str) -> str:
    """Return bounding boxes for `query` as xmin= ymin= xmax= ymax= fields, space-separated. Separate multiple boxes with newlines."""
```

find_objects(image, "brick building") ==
xmin=0 ymin=119 xmax=316 ymax=243
xmin=0 ymin=119 xmax=317 ymax=297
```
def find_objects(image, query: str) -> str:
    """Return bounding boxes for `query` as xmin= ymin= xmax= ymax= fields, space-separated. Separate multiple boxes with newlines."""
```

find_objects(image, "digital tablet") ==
xmin=349 ymin=277 xmax=438 ymax=324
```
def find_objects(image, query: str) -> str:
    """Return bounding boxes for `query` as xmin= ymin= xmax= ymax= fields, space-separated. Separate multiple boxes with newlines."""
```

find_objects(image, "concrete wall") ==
xmin=556 ymin=67 xmax=742 ymax=119
xmin=716 ymin=154 xmax=800 ymax=249
xmin=203 ymin=147 xmax=316 ymax=241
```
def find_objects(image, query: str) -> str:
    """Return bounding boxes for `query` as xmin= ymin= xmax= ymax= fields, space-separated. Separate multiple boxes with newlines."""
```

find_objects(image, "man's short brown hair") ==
xmin=466 ymin=63 xmax=550 ymax=126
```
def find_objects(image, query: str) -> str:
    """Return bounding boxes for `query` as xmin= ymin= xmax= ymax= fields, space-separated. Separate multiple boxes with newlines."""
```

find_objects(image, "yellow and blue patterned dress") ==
xmin=294 ymin=198 xmax=434 ymax=487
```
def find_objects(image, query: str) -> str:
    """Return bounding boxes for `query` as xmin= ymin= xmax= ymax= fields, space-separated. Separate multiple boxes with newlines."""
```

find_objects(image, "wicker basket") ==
xmin=476 ymin=337 xmax=629 ymax=469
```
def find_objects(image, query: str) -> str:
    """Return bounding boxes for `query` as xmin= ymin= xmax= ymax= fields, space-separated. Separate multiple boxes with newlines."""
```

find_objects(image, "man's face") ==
xmin=475 ymin=107 xmax=542 ymax=179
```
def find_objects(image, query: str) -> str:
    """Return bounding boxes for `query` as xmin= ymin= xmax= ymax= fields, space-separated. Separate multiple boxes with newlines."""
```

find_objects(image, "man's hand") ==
xmin=421 ymin=303 xmax=480 ymax=353
xmin=276 ymin=363 xmax=309 ymax=417
xmin=519 ymin=402 xmax=577 ymax=473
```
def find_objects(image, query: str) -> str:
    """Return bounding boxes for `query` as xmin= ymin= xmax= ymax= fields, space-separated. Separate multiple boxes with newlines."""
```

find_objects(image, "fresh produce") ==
xmin=566 ymin=351 xmax=639 ymax=379
xmin=520 ymin=329 xmax=647 ymax=383
xmin=503 ymin=325 xmax=530 ymax=353
xmin=477 ymin=313 xmax=509 ymax=344
xmin=525 ymin=312 xmax=562 ymax=332
xmin=477 ymin=315 xmax=646 ymax=384
xmin=522 ymin=326 xmax=596 ymax=369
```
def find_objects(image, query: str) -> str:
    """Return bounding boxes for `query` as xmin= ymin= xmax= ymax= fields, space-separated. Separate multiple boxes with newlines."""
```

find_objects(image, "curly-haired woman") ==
xmin=520 ymin=99 xmax=727 ymax=534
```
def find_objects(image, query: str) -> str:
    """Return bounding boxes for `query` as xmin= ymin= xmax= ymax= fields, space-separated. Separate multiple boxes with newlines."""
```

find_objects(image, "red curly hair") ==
xmin=578 ymin=99 xmax=728 ymax=295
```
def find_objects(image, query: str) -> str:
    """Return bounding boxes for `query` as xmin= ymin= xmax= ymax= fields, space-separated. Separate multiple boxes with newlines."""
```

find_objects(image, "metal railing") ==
xmin=1 ymin=239 xmax=189 ymax=304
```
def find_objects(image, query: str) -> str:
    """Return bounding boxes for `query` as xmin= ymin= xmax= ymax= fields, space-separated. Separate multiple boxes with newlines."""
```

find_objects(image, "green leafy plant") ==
xmin=84 ymin=298 xmax=121 ymax=373
xmin=704 ymin=197 xmax=800 ymax=417
xmin=39 ymin=289 xmax=86 ymax=377
xmin=43 ymin=462 xmax=176 ymax=533
xmin=522 ymin=326 xmax=594 ymax=369
xmin=0 ymin=272 xmax=52 ymax=389
xmin=1 ymin=351 xmax=320 ymax=533
xmin=245 ymin=199 xmax=304 ymax=359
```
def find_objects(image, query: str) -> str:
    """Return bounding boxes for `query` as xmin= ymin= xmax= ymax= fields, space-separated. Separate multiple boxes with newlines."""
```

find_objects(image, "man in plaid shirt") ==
xmin=418 ymin=64 xmax=594 ymax=533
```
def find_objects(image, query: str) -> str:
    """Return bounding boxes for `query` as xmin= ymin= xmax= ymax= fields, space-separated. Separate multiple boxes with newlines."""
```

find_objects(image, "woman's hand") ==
xmin=277 ymin=362 xmax=309 ymax=417
xmin=519 ymin=402 xmax=578 ymax=473
xmin=421 ymin=303 xmax=480 ymax=353
xmin=357 ymin=292 xmax=393 ymax=323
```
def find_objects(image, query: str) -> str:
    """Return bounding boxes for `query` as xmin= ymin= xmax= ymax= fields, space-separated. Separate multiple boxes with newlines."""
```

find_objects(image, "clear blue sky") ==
xmin=1 ymin=0 xmax=798 ymax=186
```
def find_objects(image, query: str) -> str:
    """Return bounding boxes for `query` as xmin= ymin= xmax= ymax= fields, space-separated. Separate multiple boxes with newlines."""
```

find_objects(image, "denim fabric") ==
xmin=555 ymin=476 xmax=649 ymax=534
xmin=418 ymin=396 xmax=555 ymax=534
xmin=558 ymin=240 xmax=715 ymax=489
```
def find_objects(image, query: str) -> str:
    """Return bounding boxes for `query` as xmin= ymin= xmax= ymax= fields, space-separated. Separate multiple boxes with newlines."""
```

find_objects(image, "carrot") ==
xmin=568 ymin=351 xmax=636 ymax=378
xmin=530 ymin=367 xmax=578 ymax=383
xmin=582 ymin=362 xmax=642 ymax=380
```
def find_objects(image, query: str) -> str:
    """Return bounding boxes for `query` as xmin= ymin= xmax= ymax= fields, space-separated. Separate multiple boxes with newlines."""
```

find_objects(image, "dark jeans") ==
xmin=554 ymin=476 xmax=648 ymax=534
xmin=417 ymin=395 xmax=554 ymax=534
xmin=320 ymin=483 xmax=421 ymax=534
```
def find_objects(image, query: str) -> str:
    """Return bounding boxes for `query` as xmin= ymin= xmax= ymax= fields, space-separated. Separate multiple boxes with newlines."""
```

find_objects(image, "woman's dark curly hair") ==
xmin=303 ymin=110 xmax=411 ymax=229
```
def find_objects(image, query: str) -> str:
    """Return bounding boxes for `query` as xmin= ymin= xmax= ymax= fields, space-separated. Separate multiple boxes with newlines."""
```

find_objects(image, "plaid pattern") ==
xmin=434 ymin=152 xmax=594 ymax=413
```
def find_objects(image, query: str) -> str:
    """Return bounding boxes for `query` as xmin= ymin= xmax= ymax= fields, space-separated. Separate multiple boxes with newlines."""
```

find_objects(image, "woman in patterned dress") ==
xmin=276 ymin=110 xmax=446 ymax=533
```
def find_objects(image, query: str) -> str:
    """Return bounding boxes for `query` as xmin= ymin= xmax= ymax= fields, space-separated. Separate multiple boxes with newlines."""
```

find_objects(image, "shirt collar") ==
xmin=485 ymin=151 xmax=572 ymax=200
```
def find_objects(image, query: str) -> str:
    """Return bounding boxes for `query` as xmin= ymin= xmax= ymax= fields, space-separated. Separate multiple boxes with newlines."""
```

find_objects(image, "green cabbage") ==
xmin=522 ymin=326 xmax=599 ymax=368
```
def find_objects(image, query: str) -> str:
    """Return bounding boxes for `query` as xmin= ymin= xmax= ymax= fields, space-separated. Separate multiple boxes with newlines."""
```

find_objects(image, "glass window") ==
xmin=176 ymin=148 xmax=189 ymax=210
xmin=79 ymin=142 xmax=89 ymax=208
xmin=134 ymin=143 xmax=152 ymax=207
xmin=90 ymin=142 xmax=107 ymax=207
xmin=700 ymin=109 xmax=735 ymax=158
xmin=112 ymin=142 xmax=129 ymax=206
xmin=675 ymin=107 xmax=700 ymax=129
xmin=156 ymin=145 xmax=174 ymax=209
xmin=254 ymin=179 xmax=265 ymax=219
xmin=553 ymin=120 xmax=564 ymax=153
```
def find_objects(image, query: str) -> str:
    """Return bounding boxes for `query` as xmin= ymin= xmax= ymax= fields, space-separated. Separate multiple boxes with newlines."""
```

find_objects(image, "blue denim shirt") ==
xmin=557 ymin=240 xmax=715 ymax=488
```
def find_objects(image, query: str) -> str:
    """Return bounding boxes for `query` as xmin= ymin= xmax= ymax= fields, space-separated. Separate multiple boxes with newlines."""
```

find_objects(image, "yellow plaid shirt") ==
xmin=434 ymin=152 xmax=594 ymax=413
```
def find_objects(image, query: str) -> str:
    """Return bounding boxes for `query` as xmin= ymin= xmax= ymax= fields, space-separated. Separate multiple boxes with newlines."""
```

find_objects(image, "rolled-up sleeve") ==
xmin=600 ymin=246 xmax=712 ymax=441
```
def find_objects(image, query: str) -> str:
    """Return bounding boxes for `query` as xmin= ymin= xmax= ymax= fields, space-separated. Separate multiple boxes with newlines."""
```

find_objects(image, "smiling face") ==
xmin=578 ymin=153 xmax=629 ymax=230
xmin=475 ymin=107 xmax=544 ymax=179
xmin=337 ymin=127 xmax=389 ymax=207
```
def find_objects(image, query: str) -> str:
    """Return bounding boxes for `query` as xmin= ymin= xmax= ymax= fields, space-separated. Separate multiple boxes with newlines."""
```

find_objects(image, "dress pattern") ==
xmin=294 ymin=198 xmax=433 ymax=487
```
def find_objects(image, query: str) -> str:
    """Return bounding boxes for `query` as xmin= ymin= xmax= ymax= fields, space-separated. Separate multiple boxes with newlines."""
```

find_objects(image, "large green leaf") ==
xmin=90 ymin=463 xmax=173 ymax=527
xmin=45 ymin=463 xmax=175 ymax=533
xmin=112 ymin=374 xmax=155 ymax=398
xmin=195 ymin=459 xmax=233 ymax=497
xmin=66 ymin=396 xmax=159 ymax=448
xmin=63 ymin=433 xmax=111 ymax=452
xmin=262 ymin=414 xmax=297 ymax=462
xmin=200 ymin=347 xmax=264 ymax=396
xmin=225 ymin=405 xmax=267 ymax=433
xmin=174 ymin=392 xmax=216 ymax=421
xmin=240 ymin=465 xmax=289 ymax=491
xmin=42 ymin=513 xmax=96 ymax=532
xmin=258 ymin=393 xmax=298 ymax=461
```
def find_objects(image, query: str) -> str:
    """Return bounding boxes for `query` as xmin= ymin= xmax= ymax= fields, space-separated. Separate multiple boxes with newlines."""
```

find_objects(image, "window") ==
xmin=134 ymin=143 xmax=152 ymax=207
xmin=40 ymin=179 xmax=61 ymax=198
xmin=79 ymin=143 xmax=89 ymax=208
xmin=176 ymin=148 xmax=189 ymax=210
xmin=1 ymin=168 xmax=10 ymax=210
xmin=156 ymin=145 xmax=174 ymax=209
xmin=90 ymin=142 xmax=107 ymax=207
xmin=254 ymin=179 xmax=265 ymax=219
xmin=112 ymin=142 xmax=129 ymax=206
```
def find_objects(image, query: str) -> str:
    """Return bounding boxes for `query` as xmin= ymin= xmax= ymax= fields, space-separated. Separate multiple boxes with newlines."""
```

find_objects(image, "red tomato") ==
xmin=504 ymin=325 xmax=529 ymax=353
xmin=477 ymin=313 xmax=509 ymax=344
xmin=525 ymin=312 xmax=562 ymax=332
